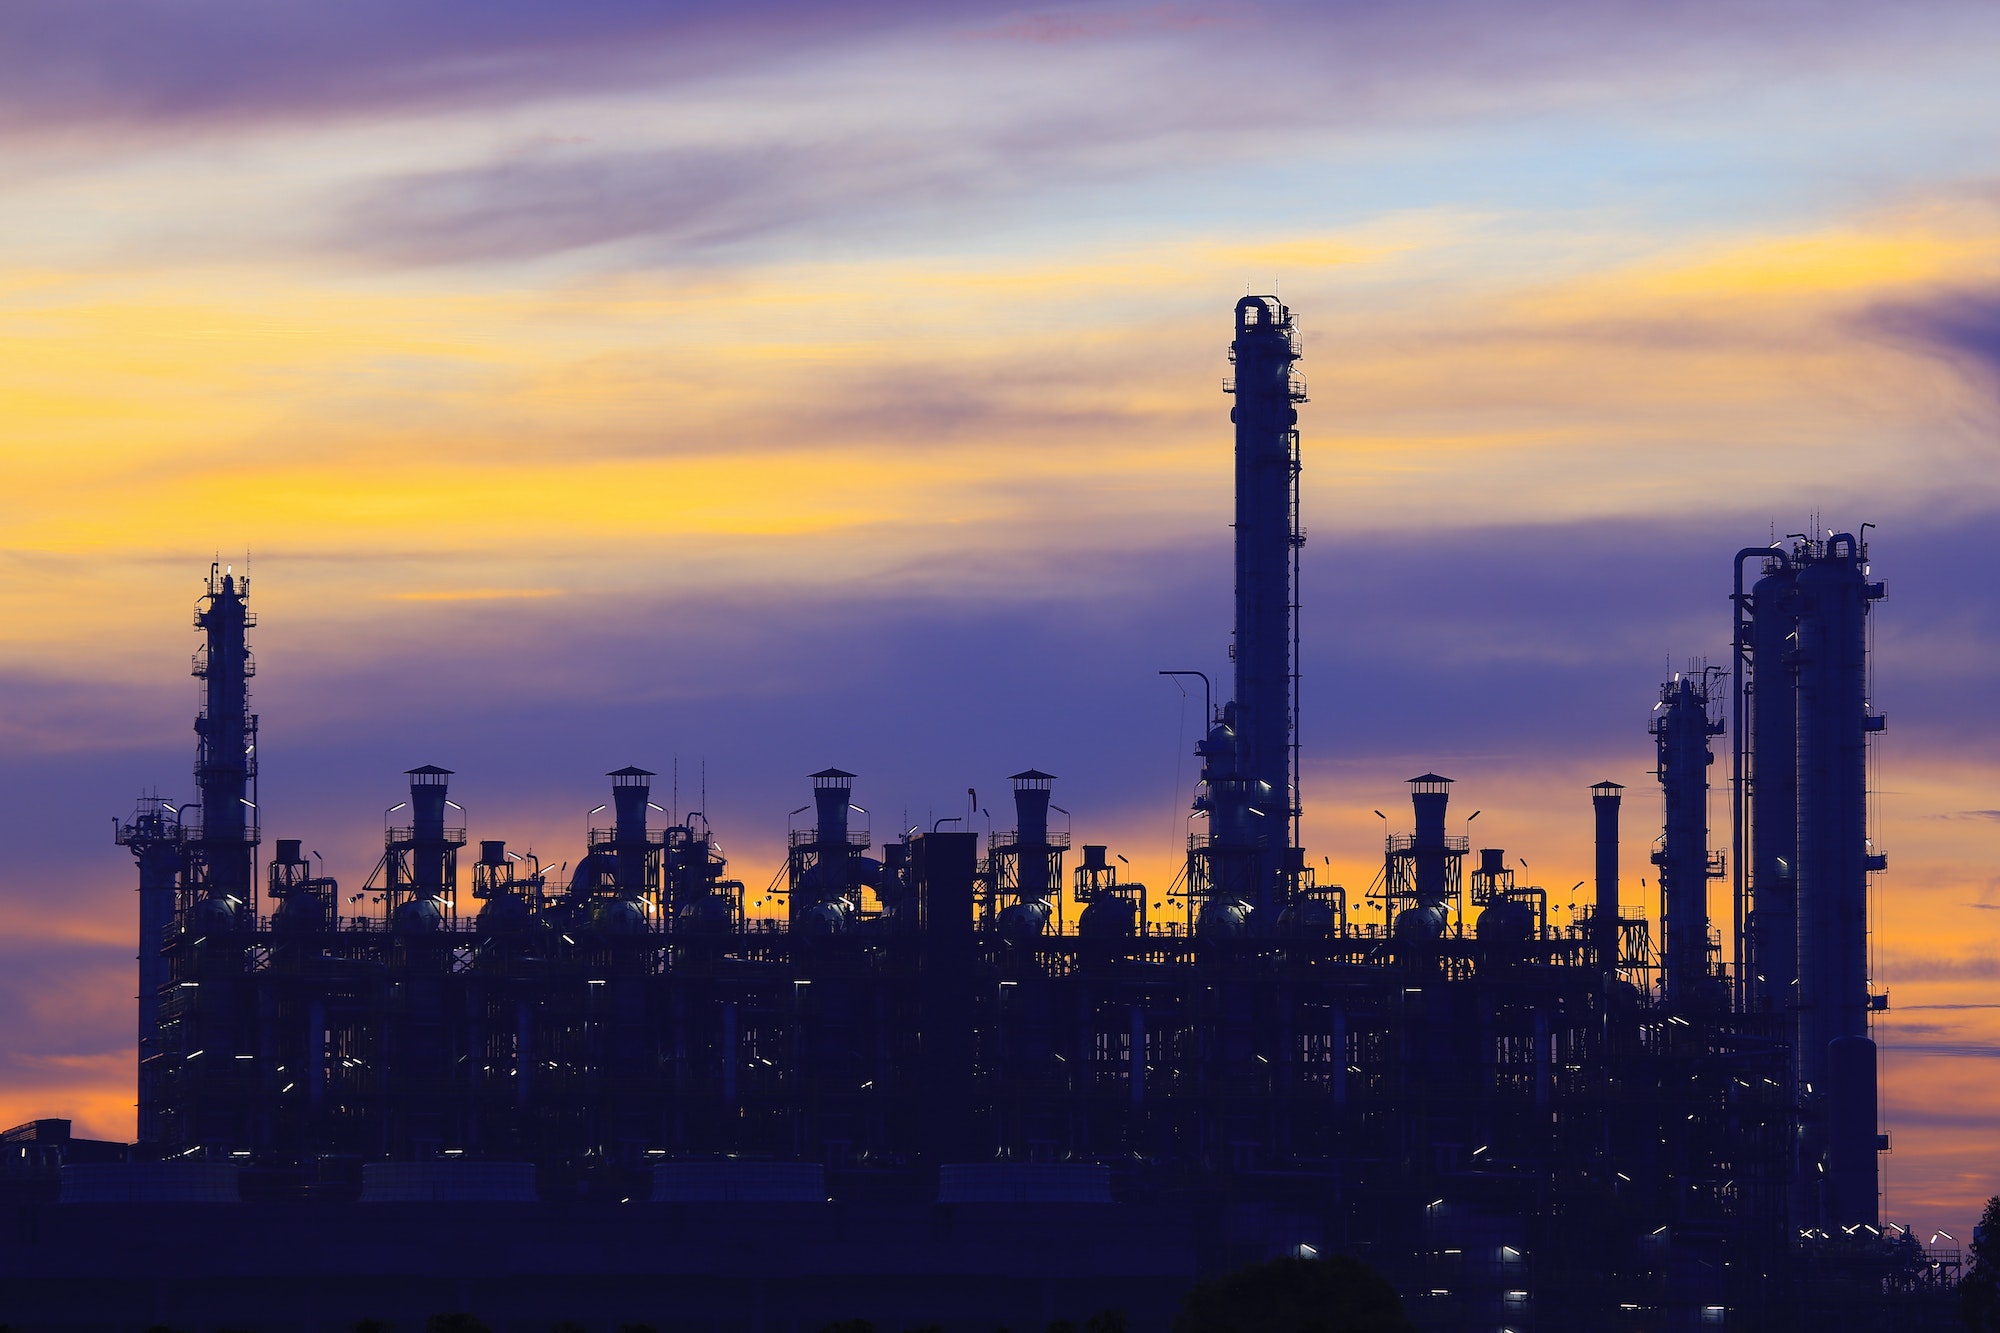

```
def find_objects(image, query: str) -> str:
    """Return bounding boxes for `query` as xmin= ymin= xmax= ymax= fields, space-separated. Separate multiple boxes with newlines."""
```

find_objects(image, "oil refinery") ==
xmin=0 ymin=298 xmax=1960 ymax=1332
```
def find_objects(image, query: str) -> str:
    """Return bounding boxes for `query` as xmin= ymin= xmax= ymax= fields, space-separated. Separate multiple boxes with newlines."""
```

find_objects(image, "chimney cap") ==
xmin=607 ymin=765 xmax=656 ymax=778
xmin=1591 ymin=780 xmax=1626 ymax=792
xmin=1010 ymin=768 xmax=1057 ymax=784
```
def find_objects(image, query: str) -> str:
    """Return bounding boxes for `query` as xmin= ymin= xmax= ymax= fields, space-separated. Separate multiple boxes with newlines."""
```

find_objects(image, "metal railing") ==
xmin=384 ymin=826 xmax=468 ymax=845
xmin=991 ymin=830 xmax=1072 ymax=850
xmin=1385 ymin=834 xmax=1471 ymax=855
xmin=787 ymin=829 xmax=872 ymax=849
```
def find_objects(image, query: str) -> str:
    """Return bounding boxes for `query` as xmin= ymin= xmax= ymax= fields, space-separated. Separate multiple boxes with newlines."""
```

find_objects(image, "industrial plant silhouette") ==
xmin=0 ymin=299 xmax=1957 ymax=1332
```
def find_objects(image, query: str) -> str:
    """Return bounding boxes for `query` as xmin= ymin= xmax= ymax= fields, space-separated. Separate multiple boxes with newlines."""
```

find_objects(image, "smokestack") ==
xmin=1592 ymin=782 xmax=1623 ymax=974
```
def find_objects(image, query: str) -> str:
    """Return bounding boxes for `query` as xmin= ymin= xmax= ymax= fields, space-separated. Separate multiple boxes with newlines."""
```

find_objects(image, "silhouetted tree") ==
xmin=353 ymin=1320 xmax=391 ymax=1333
xmin=817 ymin=1321 xmax=875 ymax=1333
xmin=1084 ymin=1314 xmax=1127 ymax=1333
xmin=1173 ymin=1254 xmax=1414 ymax=1333
xmin=1964 ymin=1195 xmax=2000 ymax=1332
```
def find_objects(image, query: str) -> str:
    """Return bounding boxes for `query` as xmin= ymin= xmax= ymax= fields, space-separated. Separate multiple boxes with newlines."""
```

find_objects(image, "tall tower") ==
xmin=1651 ymin=671 xmax=1724 ymax=1006
xmin=1793 ymin=533 xmax=1886 ymax=1226
xmin=1211 ymin=295 xmax=1306 ymax=929
xmin=114 ymin=795 xmax=183 ymax=1144
xmin=188 ymin=563 xmax=259 ymax=916
xmin=1738 ymin=550 xmax=1798 ymax=1015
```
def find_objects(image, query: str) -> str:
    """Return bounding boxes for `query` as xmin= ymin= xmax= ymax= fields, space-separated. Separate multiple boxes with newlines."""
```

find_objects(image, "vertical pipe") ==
xmin=1733 ymin=548 xmax=1792 ymax=1011
xmin=1749 ymin=559 xmax=1799 ymax=1014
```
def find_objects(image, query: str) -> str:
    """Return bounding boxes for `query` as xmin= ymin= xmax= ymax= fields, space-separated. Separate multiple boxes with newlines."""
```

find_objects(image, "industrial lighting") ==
xmin=590 ymin=805 xmax=607 ymax=815
xmin=240 ymin=798 xmax=256 ymax=808
xmin=446 ymin=800 xmax=461 ymax=811
xmin=648 ymin=803 xmax=665 ymax=813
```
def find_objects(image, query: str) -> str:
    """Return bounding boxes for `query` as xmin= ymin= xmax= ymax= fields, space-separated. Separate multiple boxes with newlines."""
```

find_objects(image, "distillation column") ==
xmin=1219 ymin=295 xmax=1306 ymax=928
xmin=115 ymin=798 xmax=183 ymax=1145
xmin=1794 ymin=533 xmax=1885 ymax=1226
xmin=190 ymin=564 xmax=258 ymax=919
xmin=1651 ymin=673 xmax=1723 ymax=1006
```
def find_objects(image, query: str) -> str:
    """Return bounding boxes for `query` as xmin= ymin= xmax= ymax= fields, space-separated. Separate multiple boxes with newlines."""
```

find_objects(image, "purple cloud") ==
xmin=0 ymin=1 xmax=935 ymax=130
xmin=1870 ymin=286 xmax=2000 ymax=401
xmin=0 ymin=1 xmax=1976 ymax=142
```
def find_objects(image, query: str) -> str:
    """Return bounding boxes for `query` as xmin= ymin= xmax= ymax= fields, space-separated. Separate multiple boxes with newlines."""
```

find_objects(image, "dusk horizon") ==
xmin=3 ymin=4 xmax=1999 ymax=1328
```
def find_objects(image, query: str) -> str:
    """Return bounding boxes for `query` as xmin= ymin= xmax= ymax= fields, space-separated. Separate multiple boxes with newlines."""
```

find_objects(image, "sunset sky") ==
xmin=1 ymin=0 xmax=1997 ymax=1239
